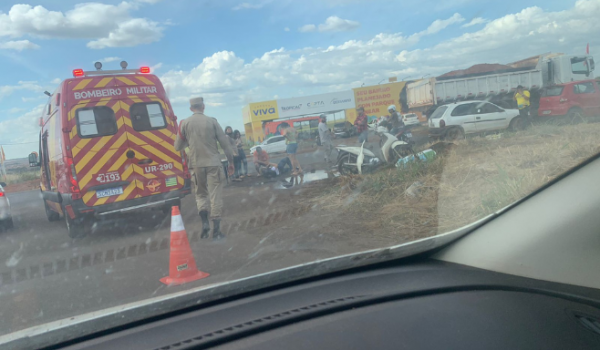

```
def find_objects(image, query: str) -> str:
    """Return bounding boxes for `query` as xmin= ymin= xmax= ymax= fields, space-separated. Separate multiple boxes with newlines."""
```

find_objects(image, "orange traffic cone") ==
xmin=160 ymin=206 xmax=210 ymax=285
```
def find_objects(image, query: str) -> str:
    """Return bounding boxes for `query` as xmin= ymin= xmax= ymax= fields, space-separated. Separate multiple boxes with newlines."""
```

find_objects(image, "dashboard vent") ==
xmin=576 ymin=314 xmax=600 ymax=336
xmin=153 ymin=295 xmax=366 ymax=350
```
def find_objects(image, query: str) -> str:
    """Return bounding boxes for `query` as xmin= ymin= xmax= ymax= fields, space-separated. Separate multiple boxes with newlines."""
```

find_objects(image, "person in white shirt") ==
xmin=318 ymin=114 xmax=336 ymax=164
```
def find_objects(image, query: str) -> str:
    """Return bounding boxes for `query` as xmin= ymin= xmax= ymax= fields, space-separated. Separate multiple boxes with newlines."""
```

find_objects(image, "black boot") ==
xmin=199 ymin=211 xmax=210 ymax=239
xmin=212 ymin=219 xmax=225 ymax=240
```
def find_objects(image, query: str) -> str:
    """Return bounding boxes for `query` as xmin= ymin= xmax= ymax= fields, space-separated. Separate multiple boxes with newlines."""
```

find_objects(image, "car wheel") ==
xmin=567 ymin=107 xmax=585 ymax=124
xmin=64 ymin=206 xmax=86 ymax=238
xmin=445 ymin=127 xmax=464 ymax=141
xmin=44 ymin=200 xmax=60 ymax=222
xmin=337 ymin=153 xmax=358 ymax=176
xmin=509 ymin=117 xmax=525 ymax=131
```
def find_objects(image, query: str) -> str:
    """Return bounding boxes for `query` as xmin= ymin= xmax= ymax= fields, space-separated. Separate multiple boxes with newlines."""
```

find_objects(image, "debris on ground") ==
xmin=485 ymin=133 xmax=503 ymax=140
xmin=396 ymin=149 xmax=436 ymax=168
xmin=405 ymin=181 xmax=424 ymax=198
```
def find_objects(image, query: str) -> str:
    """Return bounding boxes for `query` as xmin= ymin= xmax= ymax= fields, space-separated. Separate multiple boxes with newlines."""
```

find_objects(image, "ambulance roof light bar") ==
xmin=72 ymin=68 xmax=151 ymax=77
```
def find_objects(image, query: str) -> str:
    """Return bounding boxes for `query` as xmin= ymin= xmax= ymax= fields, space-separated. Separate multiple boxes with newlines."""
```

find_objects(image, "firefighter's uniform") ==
xmin=174 ymin=97 xmax=233 ymax=219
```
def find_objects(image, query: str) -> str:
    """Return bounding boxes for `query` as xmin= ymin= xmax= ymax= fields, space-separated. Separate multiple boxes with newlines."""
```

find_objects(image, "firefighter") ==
xmin=174 ymin=97 xmax=234 ymax=240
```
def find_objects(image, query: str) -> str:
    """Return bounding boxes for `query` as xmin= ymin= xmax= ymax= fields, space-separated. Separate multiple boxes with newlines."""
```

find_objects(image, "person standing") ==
xmin=233 ymin=130 xmax=250 ymax=178
xmin=174 ymin=97 xmax=234 ymax=240
xmin=514 ymin=85 xmax=531 ymax=126
xmin=318 ymin=114 xmax=335 ymax=165
xmin=354 ymin=106 xmax=369 ymax=144
xmin=224 ymin=126 xmax=241 ymax=182
xmin=282 ymin=123 xmax=302 ymax=175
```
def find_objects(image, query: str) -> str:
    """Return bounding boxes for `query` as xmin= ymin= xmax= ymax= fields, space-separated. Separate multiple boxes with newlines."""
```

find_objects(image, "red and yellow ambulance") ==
xmin=34 ymin=62 xmax=190 ymax=237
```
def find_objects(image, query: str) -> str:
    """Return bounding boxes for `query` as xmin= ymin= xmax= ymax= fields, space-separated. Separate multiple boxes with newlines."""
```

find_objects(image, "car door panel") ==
xmin=450 ymin=103 xmax=477 ymax=134
xmin=476 ymin=103 xmax=508 ymax=131
xmin=277 ymin=139 xmax=286 ymax=153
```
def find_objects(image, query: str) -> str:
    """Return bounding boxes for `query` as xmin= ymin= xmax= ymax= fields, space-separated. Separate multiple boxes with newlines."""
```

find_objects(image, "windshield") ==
xmin=571 ymin=57 xmax=591 ymax=75
xmin=1 ymin=0 xmax=599 ymax=347
xmin=430 ymin=106 xmax=448 ymax=119
xmin=543 ymin=86 xmax=565 ymax=97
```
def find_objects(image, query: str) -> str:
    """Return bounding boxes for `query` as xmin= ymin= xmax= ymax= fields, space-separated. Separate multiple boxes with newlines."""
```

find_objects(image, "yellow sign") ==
xmin=242 ymin=105 xmax=251 ymax=124
xmin=247 ymin=100 xmax=279 ymax=122
xmin=345 ymin=108 xmax=357 ymax=124
xmin=353 ymin=82 xmax=407 ymax=118
xmin=388 ymin=77 xmax=398 ymax=83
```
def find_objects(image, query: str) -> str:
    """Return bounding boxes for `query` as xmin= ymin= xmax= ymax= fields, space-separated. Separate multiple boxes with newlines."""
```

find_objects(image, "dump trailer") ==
xmin=407 ymin=53 xmax=595 ymax=118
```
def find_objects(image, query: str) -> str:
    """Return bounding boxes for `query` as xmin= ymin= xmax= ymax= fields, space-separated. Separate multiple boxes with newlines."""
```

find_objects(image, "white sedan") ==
xmin=428 ymin=101 xmax=522 ymax=140
xmin=402 ymin=113 xmax=421 ymax=126
xmin=0 ymin=182 xmax=13 ymax=229
xmin=250 ymin=135 xmax=287 ymax=155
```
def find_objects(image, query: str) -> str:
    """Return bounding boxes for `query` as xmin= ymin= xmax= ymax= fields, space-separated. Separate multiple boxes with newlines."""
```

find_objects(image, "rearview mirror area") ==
xmin=28 ymin=152 xmax=40 ymax=167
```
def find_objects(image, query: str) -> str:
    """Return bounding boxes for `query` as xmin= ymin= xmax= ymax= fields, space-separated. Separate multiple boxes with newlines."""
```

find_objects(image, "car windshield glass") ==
xmin=1 ymin=0 xmax=599 ymax=347
xmin=543 ymin=86 xmax=565 ymax=96
xmin=571 ymin=57 xmax=590 ymax=75
xmin=430 ymin=106 xmax=448 ymax=119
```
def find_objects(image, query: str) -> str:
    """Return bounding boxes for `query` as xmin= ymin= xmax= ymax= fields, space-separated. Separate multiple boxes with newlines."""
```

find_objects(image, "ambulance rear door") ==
xmin=114 ymin=76 xmax=185 ymax=199
xmin=67 ymin=77 xmax=142 ymax=207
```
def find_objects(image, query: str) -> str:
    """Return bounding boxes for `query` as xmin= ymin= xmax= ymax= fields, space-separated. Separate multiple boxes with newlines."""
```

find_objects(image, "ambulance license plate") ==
xmin=96 ymin=187 xmax=124 ymax=198
xmin=405 ymin=132 xmax=413 ymax=138
xmin=542 ymin=111 xmax=551 ymax=115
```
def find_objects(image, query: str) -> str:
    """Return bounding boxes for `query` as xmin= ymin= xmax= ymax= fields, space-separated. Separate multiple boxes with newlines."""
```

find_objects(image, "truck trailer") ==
xmin=406 ymin=53 xmax=595 ymax=119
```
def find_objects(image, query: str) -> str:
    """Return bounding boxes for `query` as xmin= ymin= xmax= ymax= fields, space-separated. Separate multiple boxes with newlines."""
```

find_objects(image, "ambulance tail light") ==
xmin=73 ymin=69 xmax=84 ymax=77
xmin=66 ymin=158 xmax=81 ymax=199
xmin=140 ymin=66 xmax=151 ymax=74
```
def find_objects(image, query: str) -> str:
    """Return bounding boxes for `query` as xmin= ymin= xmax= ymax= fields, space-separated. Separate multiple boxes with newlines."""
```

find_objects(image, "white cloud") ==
xmin=232 ymin=1 xmax=269 ymax=10
xmin=159 ymin=0 xmax=600 ymax=128
xmin=299 ymin=24 xmax=317 ymax=33
xmin=0 ymin=40 xmax=39 ymax=51
xmin=318 ymin=16 xmax=361 ymax=32
xmin=462 ymin=17 xmax=488 ymax=27
xmin=51 ymin=78 xmax=61 ymax=84
xmin=22 ymin=96 xmax=44 ymax=103
xmin=0 ymin=3 xmax=164 ymax=49
xmin=0 ymin=81 xmax=43 ymax=99
xmin=0 ymin=104 xmax=44 ymax=158
xmin=150 ymin=62 xmax=163 ymax=72
xmin=299 ymin=16 xmax=360 ymax=33
xmin=284 ymin=27 xmax=290 ymax=32
xmin=94 ymin=56 xmax=122 ymax=64
xmin=8 ymin=107 xmax=24 ymax=114
xmin=87 ymin=18 xmax=164 ymax=49
xmin=419 ymin=13 xmax=464 ymax=36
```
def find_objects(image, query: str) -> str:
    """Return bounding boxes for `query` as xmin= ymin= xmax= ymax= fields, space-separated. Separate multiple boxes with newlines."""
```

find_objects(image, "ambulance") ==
xmin=31 ymin=62 xmax=191 ymax=237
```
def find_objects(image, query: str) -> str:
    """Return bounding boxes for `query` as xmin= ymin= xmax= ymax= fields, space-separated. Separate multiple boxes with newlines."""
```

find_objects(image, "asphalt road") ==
xmin=0 ymin=130 xmax=430 ymax=339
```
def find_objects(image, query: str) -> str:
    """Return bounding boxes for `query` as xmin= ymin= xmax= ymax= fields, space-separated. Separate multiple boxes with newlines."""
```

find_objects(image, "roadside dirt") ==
xmin=4 ymin=180 xmax=39 ymax=193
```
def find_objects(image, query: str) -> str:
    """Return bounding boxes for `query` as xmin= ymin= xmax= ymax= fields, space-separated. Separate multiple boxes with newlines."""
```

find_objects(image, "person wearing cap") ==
xmin=318 ymin=114 xmax=335 ymax=165
xmin=174 ymin=97 xmax=234 ymax=240
xmin=354 ymin=106 xmax=369 ymax=144
xmin=514 ymin=85 xmax=531 ymax=125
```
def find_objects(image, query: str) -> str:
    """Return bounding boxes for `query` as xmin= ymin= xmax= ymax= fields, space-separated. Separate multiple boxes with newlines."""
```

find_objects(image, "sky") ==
xmin=0 ymin=0 xmax=598 ymax=158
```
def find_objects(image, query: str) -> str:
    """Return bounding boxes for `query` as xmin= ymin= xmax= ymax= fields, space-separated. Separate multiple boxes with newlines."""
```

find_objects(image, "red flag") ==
xmin=586 ymin=43 xmax=589 ymax=55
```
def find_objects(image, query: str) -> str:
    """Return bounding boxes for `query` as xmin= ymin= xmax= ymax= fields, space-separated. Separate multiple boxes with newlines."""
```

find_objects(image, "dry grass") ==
xmin=312 ymin=122 xmax=600 ymax=240
xmin=3 ymin=170 xmax=38 ymax=185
